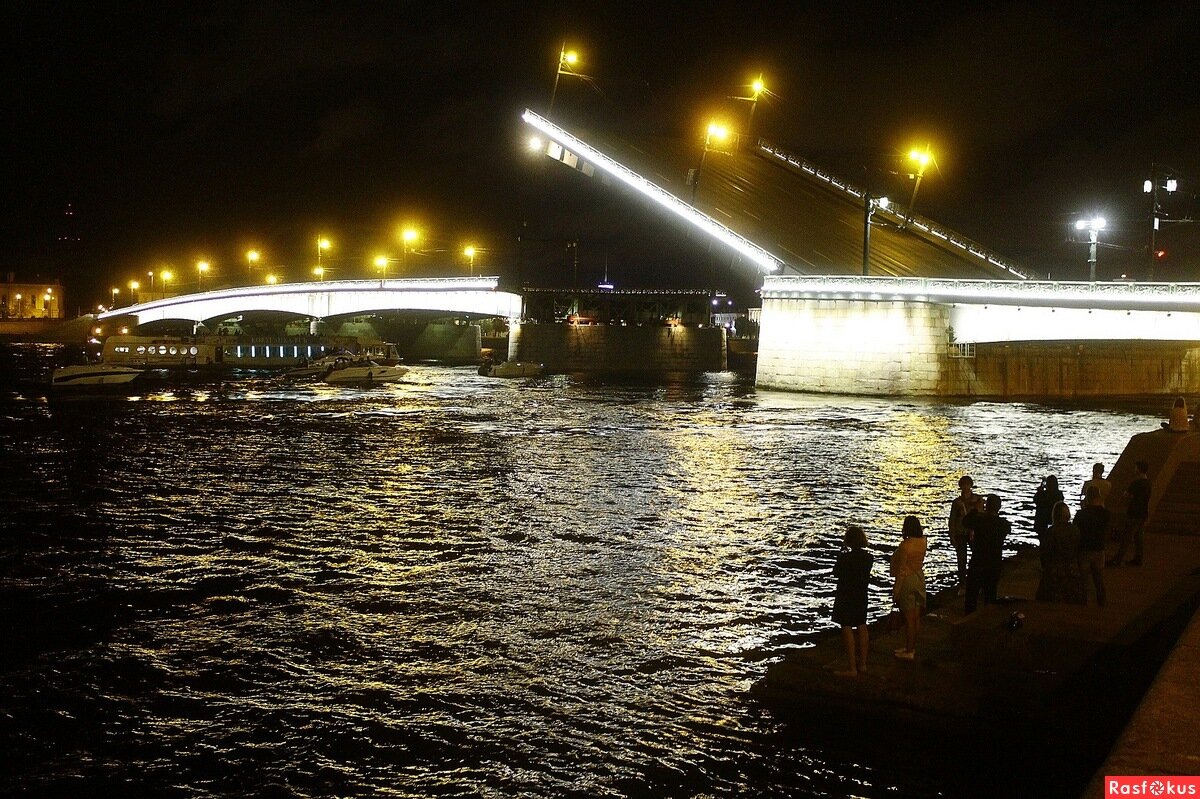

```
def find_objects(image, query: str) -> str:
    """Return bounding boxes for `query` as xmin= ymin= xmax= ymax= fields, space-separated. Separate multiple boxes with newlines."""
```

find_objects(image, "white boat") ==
xmin=282 ymin=354 xmax=354 ymax=379
xmin=50 ymin=364 xmax=145 ymax=388
xmin=480 ymin=361 xmax=545 ymax=378
xmin=322 ymin=361 xmax=410 ymax=385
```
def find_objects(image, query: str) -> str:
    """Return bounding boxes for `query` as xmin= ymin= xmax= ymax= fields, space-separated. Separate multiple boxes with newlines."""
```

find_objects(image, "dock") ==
xmin=752 ymin=430 xmax=1200 ymax=796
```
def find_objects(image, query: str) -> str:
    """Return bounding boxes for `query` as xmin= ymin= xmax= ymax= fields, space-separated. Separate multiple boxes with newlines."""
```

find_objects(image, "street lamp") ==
xmin=1074 ymin=216 xmax=1107 ymax=282
xmin=691 ymin=120 xmax=731 ymax=206
xmin=313 ymin=266 xmax=325 ymax=281
xmin=197 ymin=260 xmax=210 ymax=290
xmin=401 ymin=227 xmax=420 ymax=271
xmin=1143 ymin=165 xmax=1179 ymax=281
xmin=549 ymin=43 xmax=580 ymax=114
xmin=247 ymin=249 xmax=261 ymax=273
xmin=147 ymin=271 xmax=155 ymax=297
xmin=317 ymin=236 xmax=331 ymax=272
xmin=110 ymin=287 xmax=119 ymax=307
xmin=463 ymin=245 xmax=477 ymax=276
xmin=161 ymin=270 xmax=173 ymax=297
xmin=128 ymin=280 xmax=139 ymax=302
xmin=862 ymin=195 xmax=891 ymax=276
xmin=266 ymin=274 xmax=278 ymax=285
xmin=374 ymin=255 xmax=390 ymax=276
xmin=903 ymin=145 xmax=933 ymax=229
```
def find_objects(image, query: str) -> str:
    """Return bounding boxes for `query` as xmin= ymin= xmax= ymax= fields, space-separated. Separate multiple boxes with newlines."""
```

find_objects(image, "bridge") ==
xmin=522 ymin=111 xmax=1200 ymax=396
xmin=96 ymin=276 xmax=523 ymax=328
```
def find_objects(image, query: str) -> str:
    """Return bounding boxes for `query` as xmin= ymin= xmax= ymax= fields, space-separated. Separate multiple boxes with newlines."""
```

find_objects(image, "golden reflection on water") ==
xmin=865 ymin=410 xmax=960 ymax=537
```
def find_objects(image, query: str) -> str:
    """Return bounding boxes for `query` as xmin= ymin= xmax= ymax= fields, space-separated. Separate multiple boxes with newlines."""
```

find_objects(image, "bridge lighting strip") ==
xmin=98 ymin=277 xmax=501 ymax=320
xmin=761 ymin=275 xmax=1200 ymax=311
xmin=522 ymin=109 xmax=782 ymax=274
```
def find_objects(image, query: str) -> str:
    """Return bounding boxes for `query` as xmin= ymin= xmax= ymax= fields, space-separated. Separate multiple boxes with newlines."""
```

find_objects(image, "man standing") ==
xmin=1081 ymin=462 xmax=1112 ymax=508
xmin=1113 ymin=460 xmax=1152 ymax=566
xmin=949 ymin=476 xmax=983 ymax=593
xmin=1075 ymin=485 xmax=1110 ymax=606
xmin=963 ymin=494 xmax=1011 ymax=614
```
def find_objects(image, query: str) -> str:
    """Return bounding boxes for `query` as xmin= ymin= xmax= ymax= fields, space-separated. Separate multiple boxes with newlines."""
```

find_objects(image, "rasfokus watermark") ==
xmin=1107 ymin=777 xmax=1200 ymax=797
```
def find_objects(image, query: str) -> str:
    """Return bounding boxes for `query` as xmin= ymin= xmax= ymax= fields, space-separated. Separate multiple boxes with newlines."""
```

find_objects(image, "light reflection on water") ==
xmin=0 ymin=348 xmax=1161 ymax=797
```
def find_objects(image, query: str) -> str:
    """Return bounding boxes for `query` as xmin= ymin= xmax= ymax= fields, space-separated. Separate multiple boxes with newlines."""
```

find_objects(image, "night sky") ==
xmin=5 ymin=1 xmax=1199 ymax=310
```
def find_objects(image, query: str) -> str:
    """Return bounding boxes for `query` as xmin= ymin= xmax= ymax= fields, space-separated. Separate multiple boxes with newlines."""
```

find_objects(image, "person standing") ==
xmin=948 ymin=476 xmax=983 ymax=593
xmin=1036 ymin=502 xmax=1087 ymax=604
xmin=831 ymin=525 xmax=873 ymax=677
xmin=1075 ymin=486 xmax=1110 ymax=606
xmin=890 ymin=516 xmax=928 ymax=660
xmin=1032 ymin=475 xmax=1063 ymax=537
xmin=1081 ymin=463 xmax=1112 ymax=508
xmin=1113 ymin=460 xmax=1152 ymax=567
xmin=962 ymin=494 xmax=1011 ymax=614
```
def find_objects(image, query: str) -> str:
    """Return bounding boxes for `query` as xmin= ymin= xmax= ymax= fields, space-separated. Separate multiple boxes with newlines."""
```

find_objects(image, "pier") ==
xmin=753 ymin=429 xmax=1200 ymax=795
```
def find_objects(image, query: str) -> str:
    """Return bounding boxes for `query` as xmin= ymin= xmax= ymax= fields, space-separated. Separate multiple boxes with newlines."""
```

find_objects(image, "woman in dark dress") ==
xmin=832 ymin=525 xmax=873 ymax=677
xmin=1033 ymin=475 xmax=1063 ymax=540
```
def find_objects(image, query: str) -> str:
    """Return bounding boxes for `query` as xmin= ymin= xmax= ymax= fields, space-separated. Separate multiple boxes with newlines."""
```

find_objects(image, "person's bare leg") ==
xmin=904 ymin=607 xmax=919 ymax=653
xmin=856 ymin=625 xmax=869 ymax=673
xmin=835 ymin=626 xmax=858 ymax=676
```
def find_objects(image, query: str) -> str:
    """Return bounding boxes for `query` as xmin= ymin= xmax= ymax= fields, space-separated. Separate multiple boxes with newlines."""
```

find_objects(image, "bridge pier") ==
xmin=757 ymin=277 xmax=1200 ymax=398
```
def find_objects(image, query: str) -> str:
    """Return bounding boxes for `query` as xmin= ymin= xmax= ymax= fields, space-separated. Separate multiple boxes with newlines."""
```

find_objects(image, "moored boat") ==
xmin=480 ymin=360 xmax=545 ymax=378
xmin=322 ymin=361 xmax=410 ymax=385
xmin=50 ymin=364 xmax=145 ymax=388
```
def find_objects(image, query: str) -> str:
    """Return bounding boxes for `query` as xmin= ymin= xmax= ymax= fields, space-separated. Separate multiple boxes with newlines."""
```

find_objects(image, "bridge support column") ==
xmin=756 ymin=297 xmax=953 ymax=395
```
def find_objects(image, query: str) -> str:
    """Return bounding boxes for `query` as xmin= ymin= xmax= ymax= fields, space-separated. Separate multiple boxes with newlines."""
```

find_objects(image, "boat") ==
xmin=50 ymin=364 xmax=145 ymax=388
xmin=282 ymin=353 xmax=354 ymax=379
xmin=479 ymin=360 xmax=545 ymax=378
xmin=322 ymin=361 xmax=410 ymax=385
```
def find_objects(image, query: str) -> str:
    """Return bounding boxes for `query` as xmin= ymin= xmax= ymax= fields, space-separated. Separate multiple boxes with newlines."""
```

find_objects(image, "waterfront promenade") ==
xmin=753 ymin=433 xmax=1200 ymax=794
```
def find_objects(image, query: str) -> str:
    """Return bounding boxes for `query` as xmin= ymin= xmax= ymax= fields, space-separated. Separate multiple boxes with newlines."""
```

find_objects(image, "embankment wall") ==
xmin=509 ymin=323 xmax=726 ymax=372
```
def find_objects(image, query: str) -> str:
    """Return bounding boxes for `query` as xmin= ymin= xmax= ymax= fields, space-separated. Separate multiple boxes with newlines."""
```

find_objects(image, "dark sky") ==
xmin=5 ymin=1 xmax=1199 ymax=309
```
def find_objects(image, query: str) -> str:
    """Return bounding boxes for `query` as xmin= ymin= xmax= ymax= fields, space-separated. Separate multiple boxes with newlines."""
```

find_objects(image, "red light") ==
xmin=1154 ymin=249 xmax=1168 ymax=260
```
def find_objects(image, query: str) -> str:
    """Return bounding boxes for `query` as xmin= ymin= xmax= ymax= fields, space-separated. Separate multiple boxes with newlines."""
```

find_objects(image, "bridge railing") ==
xmin=762 ymin=274 xmax=1200 ymax=310
xmin=755 ymin=140 xmax=1033 ymax=281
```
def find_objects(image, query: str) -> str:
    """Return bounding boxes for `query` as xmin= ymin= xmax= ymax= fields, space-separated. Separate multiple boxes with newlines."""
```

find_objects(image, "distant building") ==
xmin=2 ymin=274 xmax=64 ymax=319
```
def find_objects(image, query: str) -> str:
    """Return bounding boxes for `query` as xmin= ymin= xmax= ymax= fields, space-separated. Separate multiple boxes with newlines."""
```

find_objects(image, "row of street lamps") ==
xmin=110 ymin=230 xmax=488 ymax=307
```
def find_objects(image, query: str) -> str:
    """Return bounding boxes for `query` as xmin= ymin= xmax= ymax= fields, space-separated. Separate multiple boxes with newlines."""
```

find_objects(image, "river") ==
xmin=0 ymin=344 xmax=1161 ymax=797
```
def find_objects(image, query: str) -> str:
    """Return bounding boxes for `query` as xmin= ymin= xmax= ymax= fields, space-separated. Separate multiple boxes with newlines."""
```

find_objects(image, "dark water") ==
xmin=0 ymin=344 xmax=1159 ymax=797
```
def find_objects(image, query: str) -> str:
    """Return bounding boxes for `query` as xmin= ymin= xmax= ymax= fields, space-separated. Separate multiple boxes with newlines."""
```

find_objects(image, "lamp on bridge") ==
xmin=110 ymin=287 xmax=119 ymax=308
xmin=197 ymin=260 xmax=210 ymax=290
xmin=731 ymin=74 xmax=768 ymax=131
xmin=549 ymin=43 xmax=581 ymax=114
xmin=691 ymin=120 xmax=731 ymax=206
xmin=246 ymin=250 xmax=261 ymax=276
xmin=1143 ymin=166 xmax=1179 ymax=281
xmin=401 ymin=227 xmax=421 ymax=272
xmin=317 ymin=236 xmax=331 ymax=275
xmin=128 ymin=280 xmax=139 ymax=303
xmin=463 ymin=245 xmax=477 ymax=276
xmin=161 ymin=270 xmax=173 ymax=298
xmin=862 ymin=195 xmax=890 ymax=276
xmin=1074 ymin=216 xmax=1107 ymax=282
xmin=902 ymin=145 xmax=933 ymax=230
xmin=266 ymin=274 xmax=278 ymax=285
xmin=313 ymin=266 xmax=325 ymax=281
xmin=374 ymin=254 xmax=391 ymax=277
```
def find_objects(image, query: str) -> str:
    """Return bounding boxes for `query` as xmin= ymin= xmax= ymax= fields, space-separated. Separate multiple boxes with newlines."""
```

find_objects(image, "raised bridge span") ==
xmin=96 ymin=277 xmax=523 ymax=327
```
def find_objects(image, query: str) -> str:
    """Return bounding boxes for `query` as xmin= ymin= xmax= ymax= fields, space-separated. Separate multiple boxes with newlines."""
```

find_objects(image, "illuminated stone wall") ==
xmin=756 ymin=296 xmax=1200 ymax=397
xmin=510 ymin=323 xmax=726 ymax=372
xmin=756 ymin=298 xmax=952 ymax=395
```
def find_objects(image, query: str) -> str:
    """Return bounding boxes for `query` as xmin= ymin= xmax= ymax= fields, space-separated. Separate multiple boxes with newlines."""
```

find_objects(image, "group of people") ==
xmin=828 ymin=459 xmax=1154 ymax=677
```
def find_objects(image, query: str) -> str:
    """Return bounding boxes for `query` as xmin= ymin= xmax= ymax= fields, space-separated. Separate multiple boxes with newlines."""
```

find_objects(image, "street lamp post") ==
xmin=1074 ymin=216 xmax=1107 ymax=282
xmin=161 ymin=270 xmax=173 ymax=297
xmin=147 ymin=271 xmax=155 ymax=298
xmin=902 ymin=145 xmax=933 ymax=230
xmin=401 ymin=227 xmax=420 ymax=272
xmin=862 ymin=195 xmax=891 ymax=276
xmin=128 ymin=280 xmax=139 ymax=304
xmin=691 ymin=121 xmax=730 ymax=206
xmin=247 ymin=249 xmax=260 ymax=279
xmin=110 ymin=287 xmax=119 ymax=308
xmin=374 ymin=255 xmax=390 ymax=277
xmin=549 ymin=43 xmax=579 ymax=114
xmin=463 ymin=245 xmax=476 ymax=276
xmin=1143 ymin=165 xmax=1178 ymax=281
xmin=197 ymin=260 xmax=210 ymax=290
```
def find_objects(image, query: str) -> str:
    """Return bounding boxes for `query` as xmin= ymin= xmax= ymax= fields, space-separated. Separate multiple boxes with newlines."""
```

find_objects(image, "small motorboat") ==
xmin=322 ymin=361 xmax=410 ymax=385
xmin=50 ymin=364 xmax=145 ymax=388
xmin=282 ymin=354 xmax=353 ymax=379
xmin=480 ymin=360 xmax=545 ymax=378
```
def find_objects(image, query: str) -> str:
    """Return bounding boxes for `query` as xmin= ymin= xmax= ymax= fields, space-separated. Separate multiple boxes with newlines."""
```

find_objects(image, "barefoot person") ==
xmin=831 ymin=525 xmax=873 ymax=677
xmin=890 ymin=516 xmax=928 ymax=660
